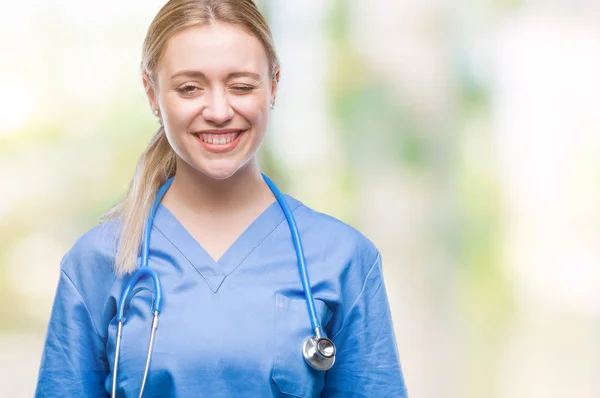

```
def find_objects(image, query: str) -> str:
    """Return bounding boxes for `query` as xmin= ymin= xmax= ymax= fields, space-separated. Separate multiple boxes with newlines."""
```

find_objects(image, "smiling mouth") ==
xmin=193 ymin=129 xmax=245 ymax=145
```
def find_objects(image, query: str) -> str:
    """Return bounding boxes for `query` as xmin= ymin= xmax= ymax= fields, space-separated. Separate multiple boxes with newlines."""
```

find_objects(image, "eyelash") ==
xmin=175 ymin=84 xmax=199 ymax=94
xmin=231 ymin=85 xmax=255 ymax=92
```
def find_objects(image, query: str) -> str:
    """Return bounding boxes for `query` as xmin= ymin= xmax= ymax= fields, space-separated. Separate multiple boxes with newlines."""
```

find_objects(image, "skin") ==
xmin=143 ymin=22 xmax=280 ymax=260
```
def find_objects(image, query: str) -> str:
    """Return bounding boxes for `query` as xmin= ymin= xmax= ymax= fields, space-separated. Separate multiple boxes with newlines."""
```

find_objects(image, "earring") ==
xmin=153 ymin=109 xmax=163 ymax=127
xmin=269 ymin=103 xmax=275 ymax=110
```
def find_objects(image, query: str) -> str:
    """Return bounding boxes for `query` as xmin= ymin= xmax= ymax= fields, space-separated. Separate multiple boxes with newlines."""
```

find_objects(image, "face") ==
xmin=145 ymin=22 xmax=278 ymax=180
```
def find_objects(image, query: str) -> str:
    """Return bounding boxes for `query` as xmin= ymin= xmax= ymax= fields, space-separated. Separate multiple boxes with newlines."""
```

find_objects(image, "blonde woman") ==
xmin=35 ymin=1 xmax=407 ymax=397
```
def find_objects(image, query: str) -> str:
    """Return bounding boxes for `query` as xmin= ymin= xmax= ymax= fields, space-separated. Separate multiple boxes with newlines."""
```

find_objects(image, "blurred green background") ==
xmin=2 ymin=0 xmax=600 ymax=397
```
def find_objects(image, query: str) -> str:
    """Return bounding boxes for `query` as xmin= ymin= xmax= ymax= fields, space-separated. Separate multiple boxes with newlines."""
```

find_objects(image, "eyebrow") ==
xmin=169 ymin=70 xmax=262 ymax=81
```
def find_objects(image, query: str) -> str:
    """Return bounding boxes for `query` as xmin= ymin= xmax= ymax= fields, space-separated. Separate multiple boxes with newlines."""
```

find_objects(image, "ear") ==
xmin=143 ymin=72 xmax=159 ymax=113
xmin=270 ymin=68 xmax=280 ymax=105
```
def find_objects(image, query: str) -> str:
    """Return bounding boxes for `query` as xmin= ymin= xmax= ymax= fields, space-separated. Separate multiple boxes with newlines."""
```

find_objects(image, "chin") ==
xmin=196 ymin=160 xmax=245 ymax=181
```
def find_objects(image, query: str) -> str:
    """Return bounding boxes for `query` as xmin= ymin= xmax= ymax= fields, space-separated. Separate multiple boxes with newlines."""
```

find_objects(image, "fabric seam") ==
xmin=330 ymin=252 xmax=381 ymax=341
xmin=61 ymin=269 xmax=104 ymax=340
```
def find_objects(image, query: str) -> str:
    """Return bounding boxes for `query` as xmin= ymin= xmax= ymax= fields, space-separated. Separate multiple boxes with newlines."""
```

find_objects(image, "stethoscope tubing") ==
xmin=261 ymin=174 xmax=321 ymax=332
xmin=112 ymin=174 xmax=331 ymax=396
xmin=116 ymin=177 xmax=173 ymax=321
xmin=112 ymin=178 xmax=173 ymax=397
xmin=141 ymin=178 xmax=175 ymax=270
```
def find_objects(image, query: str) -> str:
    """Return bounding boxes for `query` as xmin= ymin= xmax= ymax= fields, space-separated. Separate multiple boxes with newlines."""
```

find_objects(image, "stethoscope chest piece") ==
xmin=302 ymin=335 xmax=336 ymax=371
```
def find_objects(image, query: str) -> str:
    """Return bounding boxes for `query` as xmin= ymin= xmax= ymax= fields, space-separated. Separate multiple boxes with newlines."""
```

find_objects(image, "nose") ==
xmin=202 ymin=89 xmax=234 ymax=125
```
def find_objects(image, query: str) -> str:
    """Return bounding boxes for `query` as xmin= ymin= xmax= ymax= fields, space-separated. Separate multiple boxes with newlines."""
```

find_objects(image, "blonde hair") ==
xmin=104 ymin=0 xmax=280 ymax=275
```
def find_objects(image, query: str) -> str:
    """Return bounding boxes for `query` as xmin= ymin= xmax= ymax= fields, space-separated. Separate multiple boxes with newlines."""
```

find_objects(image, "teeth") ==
xmin=199 ymin=133 xmax=238 ymax=145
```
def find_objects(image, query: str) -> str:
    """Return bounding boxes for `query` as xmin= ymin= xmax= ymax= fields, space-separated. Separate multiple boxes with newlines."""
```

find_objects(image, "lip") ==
xmin=195 ymin=128 xmax=244 ymax=135
xmin=193 ymin=129 xmax=246 ymax=153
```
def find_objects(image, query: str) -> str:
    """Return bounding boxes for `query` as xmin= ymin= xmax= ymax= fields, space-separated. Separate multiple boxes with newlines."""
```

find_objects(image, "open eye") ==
xmin=175 ymin=84 xmax=201 ymax=96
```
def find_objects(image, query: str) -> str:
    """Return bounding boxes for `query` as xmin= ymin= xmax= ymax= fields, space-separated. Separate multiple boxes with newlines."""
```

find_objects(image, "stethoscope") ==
xmin=111 ymin=174 xmax=336 ymax=398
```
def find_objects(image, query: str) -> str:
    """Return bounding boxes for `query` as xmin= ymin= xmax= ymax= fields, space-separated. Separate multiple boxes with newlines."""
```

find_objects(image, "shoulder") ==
xmin=60 ymin=219 xmax=119 ymax=289
xmin=290 ymin=197 xmax=380 ymax=271
xmin=289 ymin=198 xmax=386 ymax=335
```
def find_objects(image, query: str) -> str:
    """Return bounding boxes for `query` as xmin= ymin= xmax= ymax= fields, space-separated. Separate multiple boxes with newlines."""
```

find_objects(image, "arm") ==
xmin=36 ymin=269 xmax=110 ymax=397
xmin=322 ymin=254 xmax=408 ymax=397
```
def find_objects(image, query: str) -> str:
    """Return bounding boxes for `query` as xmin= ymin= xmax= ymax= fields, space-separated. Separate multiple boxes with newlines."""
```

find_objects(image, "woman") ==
xmin=35 ymin=1 xmax=407 ymax=396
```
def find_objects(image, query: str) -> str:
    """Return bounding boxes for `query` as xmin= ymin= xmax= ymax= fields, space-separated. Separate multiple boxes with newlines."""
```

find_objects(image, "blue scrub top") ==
xmin=36 ymin=195 xmax=408 ymax=397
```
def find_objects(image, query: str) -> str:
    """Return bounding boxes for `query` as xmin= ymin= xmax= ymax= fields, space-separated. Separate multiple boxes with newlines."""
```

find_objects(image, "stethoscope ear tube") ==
xmin=111 ymin=321 xmax=123 ymax=398
xmin=138 ymin=311 xmax=159 ymax=398
xmin=111 ymin=311 xmax=160 ymax=398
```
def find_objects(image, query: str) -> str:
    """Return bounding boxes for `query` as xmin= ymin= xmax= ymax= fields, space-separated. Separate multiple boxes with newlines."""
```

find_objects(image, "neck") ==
xmin=162 ymin=158 xmax=274 ymax=216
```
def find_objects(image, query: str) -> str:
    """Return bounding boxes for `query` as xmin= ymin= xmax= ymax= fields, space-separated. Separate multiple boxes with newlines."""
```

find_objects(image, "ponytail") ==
xmin=104 ymin=127 xmax=175 ymax=275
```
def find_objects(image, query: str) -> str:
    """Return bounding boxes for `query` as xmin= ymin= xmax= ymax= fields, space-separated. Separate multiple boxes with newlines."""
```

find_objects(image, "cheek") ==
xmin=163 ymin=99 xmax=199 ymax=129
xmin=231 ymin=96 xmax=268 ymax=127
xmin=160 ymin=99 xmax=199 ymax=156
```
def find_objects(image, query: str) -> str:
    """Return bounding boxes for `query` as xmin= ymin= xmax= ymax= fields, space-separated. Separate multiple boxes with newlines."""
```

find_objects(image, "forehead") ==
xmin=157 ymin=22 xmax=269 ymax=78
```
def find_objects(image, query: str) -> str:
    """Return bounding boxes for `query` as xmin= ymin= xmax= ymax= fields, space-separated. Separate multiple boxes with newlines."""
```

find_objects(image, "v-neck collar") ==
xmin=152 ymin=195 xmax=302 ymax=293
